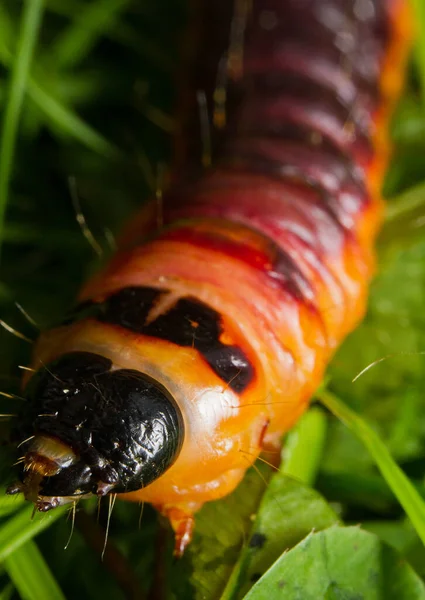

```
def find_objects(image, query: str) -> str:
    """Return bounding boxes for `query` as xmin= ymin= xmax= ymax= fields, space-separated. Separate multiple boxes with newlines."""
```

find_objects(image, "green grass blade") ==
xmin=51 ymin=0 xmax=131 ymax=69
xmin=411 ymin=0 xmax=425 ymax=106
xmin=0 ymin=6 xmax=16 ymax=51
xmin=0 ymin=583 xmax=14 ymax=600
xmin=317 ymin=389 xmax=425 ymax=546
xmin=0 ymin=504 xmax=67 ymax=562
xmin=0 ymin=223 xmax=82 ymax=247
xmin=0 ymin=0 xmax=44 ymax=249
xmin=45 ymin=1 xmax=171 ymax=70
xmin=0 ymin=38 xmax=120 ymax=159
xmin=0 ymin=493 xmax=25 ymax=518
xmin=385 ymin=180 xmax=425 ymax=223
xmin=282 ymin=407 xmax=327 ymax=486
xmin=27 ymin=79 xmax=120 ymax=157
xmin=4 ymin=540 xmax=66 ymax=600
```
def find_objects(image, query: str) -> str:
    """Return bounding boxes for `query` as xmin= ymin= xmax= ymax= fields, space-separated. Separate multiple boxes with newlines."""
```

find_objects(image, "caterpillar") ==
xmin=7 ymin=0 xmax=412 ymax=557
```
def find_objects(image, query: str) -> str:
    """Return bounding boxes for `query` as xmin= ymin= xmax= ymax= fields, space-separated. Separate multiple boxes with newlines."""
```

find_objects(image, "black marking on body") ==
xmin=63 ymin=288 xmax=254 ymax=394
xmin=249 ymin=532 xmax=267 ymax=549
xmin=267 ymin=241 xmax=315 ymax=302
xmin=61 ymin=287 xmax=160 ymax=327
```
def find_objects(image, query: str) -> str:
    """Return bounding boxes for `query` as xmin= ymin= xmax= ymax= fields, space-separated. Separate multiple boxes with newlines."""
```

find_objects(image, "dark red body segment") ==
xmin=168 ymin=0 xmax=388 ymax=231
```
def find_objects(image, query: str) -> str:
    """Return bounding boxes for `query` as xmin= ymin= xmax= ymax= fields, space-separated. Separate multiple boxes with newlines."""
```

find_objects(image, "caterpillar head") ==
xmin=7 ymin=352 xmax=184 ymax=511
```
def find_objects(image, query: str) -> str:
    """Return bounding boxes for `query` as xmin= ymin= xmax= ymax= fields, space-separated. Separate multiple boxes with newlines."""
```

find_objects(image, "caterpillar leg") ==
xmin=160 ymin=506 xmax=197 ymax=557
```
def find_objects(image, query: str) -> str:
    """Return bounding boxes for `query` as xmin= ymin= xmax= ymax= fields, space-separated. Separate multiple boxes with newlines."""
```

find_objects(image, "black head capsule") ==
xmin=8 ymin=351 xmax=184 ymax=510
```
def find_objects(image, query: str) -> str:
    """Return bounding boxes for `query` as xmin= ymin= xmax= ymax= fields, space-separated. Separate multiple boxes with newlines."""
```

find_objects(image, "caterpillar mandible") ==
xmin=7 ymin=0 xmax=412 ymax=556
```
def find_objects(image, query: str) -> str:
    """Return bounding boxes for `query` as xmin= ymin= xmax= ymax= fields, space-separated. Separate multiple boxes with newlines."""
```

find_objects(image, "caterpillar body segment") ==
xmin=9 ymin=0 xmax=412 ymax=555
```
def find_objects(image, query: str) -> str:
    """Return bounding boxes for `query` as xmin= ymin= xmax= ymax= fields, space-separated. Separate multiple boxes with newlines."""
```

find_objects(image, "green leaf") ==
xmin=220 ymin=475 xmax=339 ymax=600
xmin=172 ymin=466 xmax=271 ymax=600
xmin=4 ymin=540 xmax=66 ymax=600
xmin=364 ymin=519 xmax=425 ymax=579
xmin=244 ymin=526 xmax=425 ymax=600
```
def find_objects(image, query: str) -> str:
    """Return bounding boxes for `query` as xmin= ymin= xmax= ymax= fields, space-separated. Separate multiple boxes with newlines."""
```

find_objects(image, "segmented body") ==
xmin=18 ymin=0 xmax=411 ymax=551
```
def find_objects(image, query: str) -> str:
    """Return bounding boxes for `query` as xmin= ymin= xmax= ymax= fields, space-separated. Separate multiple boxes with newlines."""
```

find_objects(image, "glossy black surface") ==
xmin=16 ymin=351 xmax=184 ymax=497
